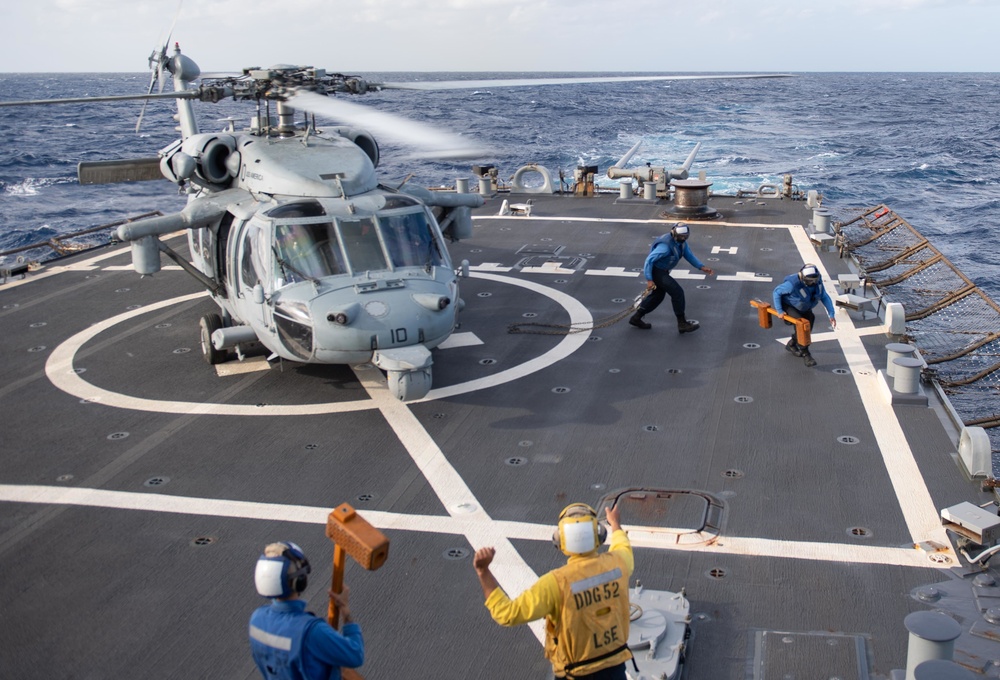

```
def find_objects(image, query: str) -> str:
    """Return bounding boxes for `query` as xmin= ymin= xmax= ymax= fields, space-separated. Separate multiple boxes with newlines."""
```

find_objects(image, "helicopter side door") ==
xmin=234 ymin=219 xmax=273 ymax=335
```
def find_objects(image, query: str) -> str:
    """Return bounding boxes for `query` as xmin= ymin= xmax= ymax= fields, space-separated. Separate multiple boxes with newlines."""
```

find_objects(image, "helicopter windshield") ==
xmin=379 ymin=209 xmax=444 ymax=269
xmin=273 ymin=221 xmax=347 ymax=284
xmin=338 ymin=217 xmax=387 ymax=272
xmin=268 ymin=202 xmax=445 ymax=281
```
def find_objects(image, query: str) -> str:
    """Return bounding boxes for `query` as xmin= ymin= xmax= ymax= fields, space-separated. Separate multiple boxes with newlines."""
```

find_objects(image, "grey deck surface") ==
xmin=0 ymin=192 xmax=993 ymax=679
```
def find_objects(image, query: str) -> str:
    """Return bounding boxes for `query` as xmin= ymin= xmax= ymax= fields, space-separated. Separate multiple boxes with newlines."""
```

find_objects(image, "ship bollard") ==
xmin=643 ymin=181 xmax=657 ymax=200
xmin=812 ymin=207 xmax=832 ymax=234
xmin=620 ymin=179 xmax=634 ymax=199
xmin=478 ymin=177 xmax=492 ymax=195
xmin=456 ymin=178 xmax=469 ymax=194
xmin=903 ymin=611 xmax=962 ymax=680
xmin=893 ymin=357 xmax=923 ymax=395
xmin=886 ymin=343 xmax=917 ymax=378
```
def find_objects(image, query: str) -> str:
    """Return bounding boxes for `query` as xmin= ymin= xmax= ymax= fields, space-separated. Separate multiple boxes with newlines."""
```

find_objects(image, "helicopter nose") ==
xmin=414 ymin=294 xmax=451 ymax=311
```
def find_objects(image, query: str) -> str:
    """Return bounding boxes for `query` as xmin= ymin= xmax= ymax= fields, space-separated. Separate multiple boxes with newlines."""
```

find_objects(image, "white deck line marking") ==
xmin=436 ymin=332 xmax=484 ymax=349
xmin=353 ymin=369 xmax=548 ymax=641
xmin=469 ymin=263 xmax=514 ymax=272
xmin=787 ymin=226 xmax=954 ymax=556
xmin=0 ymin=244 xmax=130 ymax=289
xmin=474 ymin=216 xmax=799 ymax=229
xmin=0 ymin=485 xmax=944 ymax=570
xmin=718 ymin=272 xmax=773 ymax=282
xmin=585 ymin=268 xmax=637 ymax=278
xmin=44 ymin=293 xmax=377 ymax=416
xmin=103 ymin=264 xmax=183 ymax=271
xmin=43 ymin=274 xmax=587 ymax=413
xmin=420 ymin=273 xmax=592 ymax=402
xmin=215 ymin=357 xmax=271 ymax=376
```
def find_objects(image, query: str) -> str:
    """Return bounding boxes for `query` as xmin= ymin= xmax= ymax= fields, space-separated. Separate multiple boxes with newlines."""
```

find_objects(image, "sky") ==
xmin=1 ymin=0 xmax=999 ymax=73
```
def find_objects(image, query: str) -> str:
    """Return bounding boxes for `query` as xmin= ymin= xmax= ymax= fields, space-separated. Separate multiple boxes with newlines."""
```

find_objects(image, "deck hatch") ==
xmin=599 ymin=488 xmax=724 ymax=546
xmin=516 ymin=244 xmax=565 ymax=256
xmin=753 ymin=630 xmax=871 ymax=679
xmin=516 ymin=255 xmax=584 ymax=270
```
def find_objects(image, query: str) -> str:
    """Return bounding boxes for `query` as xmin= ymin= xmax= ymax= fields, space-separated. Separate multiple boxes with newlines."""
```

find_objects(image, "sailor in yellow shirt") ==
xmin=473 ymin=504 xmax=636 ymax=679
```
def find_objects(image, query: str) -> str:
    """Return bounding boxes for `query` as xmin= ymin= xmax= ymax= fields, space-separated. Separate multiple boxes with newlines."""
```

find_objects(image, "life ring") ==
xmin=511 ymin=164 xmax=555 ymax=194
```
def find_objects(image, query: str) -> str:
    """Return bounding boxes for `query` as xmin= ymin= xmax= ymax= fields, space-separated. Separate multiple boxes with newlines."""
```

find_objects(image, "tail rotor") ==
xmin=136 ymin=2 xmax=182 ymax=133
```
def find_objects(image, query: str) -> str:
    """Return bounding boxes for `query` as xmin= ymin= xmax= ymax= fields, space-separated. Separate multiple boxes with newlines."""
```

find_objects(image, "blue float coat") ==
xmin=249 ymin=599 xmax=364 ymax=680
xmin=772 ymin=273 xmax=835 ymax=318
xmin=642 ymin=234 xmax=705 ymax=280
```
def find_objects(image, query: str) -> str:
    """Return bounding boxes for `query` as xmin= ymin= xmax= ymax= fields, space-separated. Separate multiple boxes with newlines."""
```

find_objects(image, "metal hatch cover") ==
xmin=599 ymin=488 xmax=725 ymax=546
xmin=753 ymin=630 xmax=872 ymax=680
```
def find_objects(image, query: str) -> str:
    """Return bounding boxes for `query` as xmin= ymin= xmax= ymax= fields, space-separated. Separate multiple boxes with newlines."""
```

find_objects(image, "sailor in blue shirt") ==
xmin=249 ymin=542 xmax=364 ymax=680
xmin=630 ymin=224 xmax=714 ymax=334
xmin=772 ymin=263 xmax=837 ymax=367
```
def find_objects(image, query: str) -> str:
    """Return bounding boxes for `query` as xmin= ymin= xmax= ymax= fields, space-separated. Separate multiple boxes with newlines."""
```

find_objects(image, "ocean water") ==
xmin=1 ymin=71 xmax=998 ymax=296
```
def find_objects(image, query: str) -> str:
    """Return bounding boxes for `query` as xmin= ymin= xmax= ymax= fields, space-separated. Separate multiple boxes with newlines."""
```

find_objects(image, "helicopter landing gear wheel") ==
xmin=199 ymin=313 xmax=227 ymax=365
xmin=386 ymin=368 xmax=432 ymax=401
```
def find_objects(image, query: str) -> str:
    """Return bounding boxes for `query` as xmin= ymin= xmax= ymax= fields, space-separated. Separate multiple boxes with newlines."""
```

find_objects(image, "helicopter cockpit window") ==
xmin=273 ymin=222 xmax=347 ymax=284
xmin=338 ymin=217 xmax=388 ymax=272
xmin=240 ymin=223 xmax=261 ymax=289
xmin=379 ymin=209 xmax=444 ymax=269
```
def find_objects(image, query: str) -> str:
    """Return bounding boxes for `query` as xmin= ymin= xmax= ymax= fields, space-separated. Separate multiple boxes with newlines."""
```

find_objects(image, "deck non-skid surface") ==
xmin=0 ymin=194 xmax=987 ymax=678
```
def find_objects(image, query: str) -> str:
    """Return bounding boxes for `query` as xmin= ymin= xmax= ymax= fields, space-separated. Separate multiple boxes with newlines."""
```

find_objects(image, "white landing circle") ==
xmin=45 ymin=273 xmax=593 ymax=415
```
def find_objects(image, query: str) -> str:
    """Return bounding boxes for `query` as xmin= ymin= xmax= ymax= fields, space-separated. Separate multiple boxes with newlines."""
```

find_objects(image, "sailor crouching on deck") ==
xmin=773 ymin=263 xmax=837 ymax=368
xmin=249 ymin=542 xmax=364 ymax=680
xmin=630 ymin=224 xmax=714 ymax=334
xmin=473 ymin=504 xmax=636 ymax=679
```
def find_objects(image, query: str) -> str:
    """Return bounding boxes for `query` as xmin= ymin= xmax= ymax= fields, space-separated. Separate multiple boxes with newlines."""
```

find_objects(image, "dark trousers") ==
xmin=557 ymin=661 xmax=627 ymax=679
xmin=638 ymin=268 xmax=685 ymax=317
xmin=782 ymin=306 xmax=815 ymax=348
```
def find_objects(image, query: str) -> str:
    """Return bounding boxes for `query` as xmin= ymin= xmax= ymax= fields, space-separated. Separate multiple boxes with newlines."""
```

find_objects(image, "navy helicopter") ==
xmin=1 ymin=39 xmax=789 ymax=400
xmin=5 ymin=42 xmax=489 ymax=400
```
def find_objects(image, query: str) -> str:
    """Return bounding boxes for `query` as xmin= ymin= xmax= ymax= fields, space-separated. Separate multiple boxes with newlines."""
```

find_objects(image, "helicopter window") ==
xmin=273 ymin=222 xmax=346 ymax=283
xmin=338 ymin=217 xmax=388 ymax=273
xmin=266 ymin=200 xmax=326 ymax=220
xmin=240 ymin=224 xmax=260 ymax=289
xmin=379 ymin=210 xmax=444 ymax=269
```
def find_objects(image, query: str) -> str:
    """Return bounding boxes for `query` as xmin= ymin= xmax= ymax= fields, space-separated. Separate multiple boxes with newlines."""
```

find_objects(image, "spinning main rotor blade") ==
xmin=285 ymin=90 xmax=488 ymax=160
xmin=378 ymin=73 xmax=792 ymax=91
xmin=0 ymin=91 xmax=197 ymax=107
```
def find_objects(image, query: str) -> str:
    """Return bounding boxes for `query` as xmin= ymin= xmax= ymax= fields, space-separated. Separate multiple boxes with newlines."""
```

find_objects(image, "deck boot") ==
xmin=629 ymin=312 xmax=651 ymax=329
xmin=802 ymin=349 xmax=817 ymax=367
xmin=677 ymin=315 xmax=700 ymax=334
xmin=785 ymin=338 xmax=804 ymax=357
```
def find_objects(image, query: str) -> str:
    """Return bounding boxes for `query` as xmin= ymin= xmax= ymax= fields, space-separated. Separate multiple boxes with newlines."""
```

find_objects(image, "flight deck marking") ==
xmin=585 ymin=268 xmax=634 ymax=278
xmin=787 ymin=227 xmax=955 ymax=560
xmin=474 ymin=216 xmax=801 ymax=229
xmin=353 ymin=368 xmax=549 ymax=642
xmin=0 ymin=484 xmax=943 ymax=572
xmin=436 ymin=332 xmax=484 ymax=349
xmin=43 ymin=273 xmax=591 ymax=414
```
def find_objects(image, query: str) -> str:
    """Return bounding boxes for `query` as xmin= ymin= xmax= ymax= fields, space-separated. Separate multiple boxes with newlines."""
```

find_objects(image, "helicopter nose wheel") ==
xmin=199 ymin=313 xmax=228 ymax=365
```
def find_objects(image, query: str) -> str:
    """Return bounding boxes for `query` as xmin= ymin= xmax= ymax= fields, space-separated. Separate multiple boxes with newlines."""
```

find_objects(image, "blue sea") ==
xmin=1 ymin=71 xmax=998 ymax=296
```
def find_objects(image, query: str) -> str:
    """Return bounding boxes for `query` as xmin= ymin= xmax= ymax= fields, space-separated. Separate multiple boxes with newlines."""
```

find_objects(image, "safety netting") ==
xmin=836 ymin=206 xmax=1000 ymax=471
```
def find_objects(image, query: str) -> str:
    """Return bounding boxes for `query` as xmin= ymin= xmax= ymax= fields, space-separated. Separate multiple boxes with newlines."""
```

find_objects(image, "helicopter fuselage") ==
xmin=120 ymin=125 xmax=477 ymax=400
